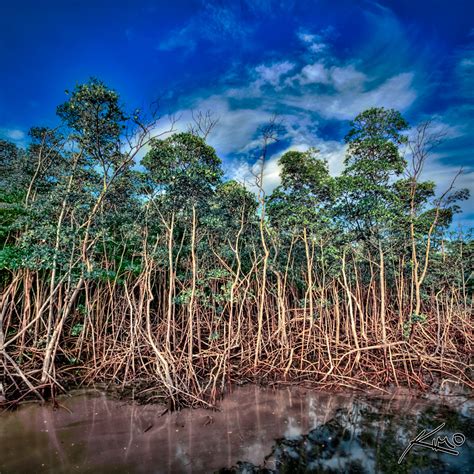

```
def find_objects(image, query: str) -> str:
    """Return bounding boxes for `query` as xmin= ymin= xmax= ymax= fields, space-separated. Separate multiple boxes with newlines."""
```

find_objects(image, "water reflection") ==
xmin=221 ymin=393 xmax=473 ymax=473
xmin=0 ymin=386 xmax=471 ymax=473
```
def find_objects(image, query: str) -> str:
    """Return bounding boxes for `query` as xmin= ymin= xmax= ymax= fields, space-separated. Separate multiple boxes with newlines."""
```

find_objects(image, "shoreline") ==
xmin=2 ymin=375 xmax=472 ymax=413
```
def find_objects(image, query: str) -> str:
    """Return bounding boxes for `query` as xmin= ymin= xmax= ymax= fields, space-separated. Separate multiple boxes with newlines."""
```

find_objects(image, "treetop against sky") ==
xmin=0 ymin=0 xmax=472 ymax=225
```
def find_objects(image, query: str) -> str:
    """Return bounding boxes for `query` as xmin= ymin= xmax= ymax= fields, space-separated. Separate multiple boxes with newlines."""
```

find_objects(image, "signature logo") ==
xmin=398 ymin=422 xmax=466 ymax=464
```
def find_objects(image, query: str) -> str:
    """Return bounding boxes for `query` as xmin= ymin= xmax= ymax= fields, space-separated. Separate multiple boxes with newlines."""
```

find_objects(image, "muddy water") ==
xmin=0 ymin=385 xmax=472 ymax=473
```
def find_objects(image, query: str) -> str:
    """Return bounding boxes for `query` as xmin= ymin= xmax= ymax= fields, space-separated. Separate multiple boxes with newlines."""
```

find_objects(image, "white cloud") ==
xmin=255 ymin=61 xmax=295 ymax=87
xmin=226 ymin=151 xmax=283 ymax=196
xmin=296 ymin=63 xmax=331 ymax=85
xmin=1 ymin=128 xmax=25 ymax=141
xmin=228 ymin=138 xmax=346 ymax=196
xmin=229 ymin=61 xmax=296 ymax=98
xmin=192 ymin=95 xmax=272 ymax=155
xmin=309 ymin=42 xmax=327 ymax=54
xmin=298 ymin=31 xmax=317 ymax=44
xmin=284 ymin=72 xmax=416 ymax=120
xmin=145 ymin=95 xmax=272 ymax=159
xmin=297 ymin=29 xmax=328 ymax=55
xmin=331 ymin=65 xmax=367 ymax=91
xmin=288 ymin=63 xmax=367 ymax=90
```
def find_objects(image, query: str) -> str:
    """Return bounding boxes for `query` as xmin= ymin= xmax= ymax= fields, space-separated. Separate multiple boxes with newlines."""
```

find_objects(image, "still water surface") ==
xmin=0 ymin=385 xmax=472 ymax=473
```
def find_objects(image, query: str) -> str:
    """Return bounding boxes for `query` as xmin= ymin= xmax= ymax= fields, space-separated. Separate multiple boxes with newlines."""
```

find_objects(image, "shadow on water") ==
xmin=0 ymin=385 xmax=472 ymax=473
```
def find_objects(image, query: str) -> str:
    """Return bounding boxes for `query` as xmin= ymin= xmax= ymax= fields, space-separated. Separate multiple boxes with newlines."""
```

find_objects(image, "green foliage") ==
xmin=403 ymin=313 xmax=428 ymax=339
xmin=0 ymin=139 xmax=24 ymax=191
xmin=344 ymin=107 xmax=408 ymax=178
xmin=57 ymin=78 xmax=126 ymax=167
xmin=279 ymin=148 xmax=333 ymax=196
xmin=71 ymin=323 xmax=84 ymax=337
xmin=0 ymin=191 xmax=26 ymax=241
xmin=268 ymin=148 xmax=335 ymax=231
xmin=0 ymin=246 xmax=23 ymax=270
xmin=142 ymin=132 xmax=223 ymax=210
xmin=337 ymin=107 xmax=409 ymax=241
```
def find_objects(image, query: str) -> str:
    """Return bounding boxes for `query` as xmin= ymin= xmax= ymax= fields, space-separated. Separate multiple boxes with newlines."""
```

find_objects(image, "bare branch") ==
xmin=188 ymin=110 xmax=219 ymax=140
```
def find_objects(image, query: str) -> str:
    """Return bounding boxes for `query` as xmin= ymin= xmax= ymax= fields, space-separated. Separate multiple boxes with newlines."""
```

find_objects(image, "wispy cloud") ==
xmin=157 ymin=2 xmax=254 ymax=53
xmin=455 ymin=42 xmax=474 ymax=100
xmin=0 ymin=127 xmax=25 ymax=141
xmin=255 ymin=61 xmax=296 ymax=87
xmin=297 ymin=29 xmax=328 ymax=54
xmin=284 ymin=72 xmax=416 ymax=120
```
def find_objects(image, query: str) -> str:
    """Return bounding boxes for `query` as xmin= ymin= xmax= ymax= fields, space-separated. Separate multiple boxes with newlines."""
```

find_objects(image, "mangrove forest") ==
xmin=0 ymin=79 xmax=472 ymax=409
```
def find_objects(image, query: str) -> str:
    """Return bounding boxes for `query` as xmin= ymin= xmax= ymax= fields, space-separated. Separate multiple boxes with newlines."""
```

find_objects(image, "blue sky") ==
xmin=1 ymin=0 xmax=473 ymax=226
